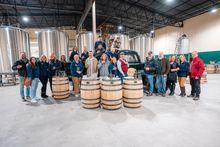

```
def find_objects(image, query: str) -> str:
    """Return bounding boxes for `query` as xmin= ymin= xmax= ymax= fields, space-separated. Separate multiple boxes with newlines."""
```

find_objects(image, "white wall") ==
xmin=153 ymin=9 xmax=220 ymax=55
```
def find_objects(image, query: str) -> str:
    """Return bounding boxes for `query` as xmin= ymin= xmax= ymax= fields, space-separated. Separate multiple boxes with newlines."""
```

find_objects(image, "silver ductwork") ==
xmin=130 ymin=35 xmax=151 ymax=62
xmin=38 ymin=29 xmax=69 ymax=61
xmin=0 ymin=26 xmax=30 ymax=73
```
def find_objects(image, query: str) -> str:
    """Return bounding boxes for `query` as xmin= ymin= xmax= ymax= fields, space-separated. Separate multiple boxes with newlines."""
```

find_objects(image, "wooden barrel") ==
xmin=81 ymin=78 xmax=100 ymax=109
xmin=123 ymin=78 xmax=143 ymax=108
xmin=52 ymin=77 xmax=69 ymax=99
xmin=101 ymin=78 xmax=122 ymax=110
xmin=216 ymin=65 xmax=220 ymax=74
xmin=206 ymin=64 xmax=216 ymax=74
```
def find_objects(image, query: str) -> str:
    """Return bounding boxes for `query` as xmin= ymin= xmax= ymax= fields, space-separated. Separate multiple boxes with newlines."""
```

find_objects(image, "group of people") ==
xmin=12 ymin=45 xmax=130 ymax=103
xmin=12 ymin=52 xmax=67 ymax=103
xmin=144 ymin=51 xmax=204 ymax=100
xmin=12 ymin=41 xmax=204 ymax=103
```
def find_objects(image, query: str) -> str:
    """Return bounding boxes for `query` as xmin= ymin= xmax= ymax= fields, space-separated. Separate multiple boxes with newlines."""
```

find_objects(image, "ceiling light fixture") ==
xmin=118 ymin=26 xmax=123 ymax=30
xmin=22 ymin=16 xmax=29 ymax=22
xmin=166 ymin=0 xmax=174 ymax=3
xmin=211 ymin=8 xmax=217 ymax=13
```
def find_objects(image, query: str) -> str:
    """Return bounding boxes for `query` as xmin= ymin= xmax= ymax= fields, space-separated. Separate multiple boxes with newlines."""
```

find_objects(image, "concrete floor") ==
xmin=0 ymin=75 xmax=220 ymax=147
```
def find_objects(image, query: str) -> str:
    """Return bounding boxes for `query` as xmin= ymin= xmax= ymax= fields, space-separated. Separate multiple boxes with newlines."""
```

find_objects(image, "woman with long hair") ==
xmin=98 ymin=53 xmax=110 ymax=78
xmin=108 ymin=57 xmax=118 ymax=77
xmin=167 ymin=55 xmax=179 ymax=96
xmin=178 ymin=55 xmax=189 ymax=97
xmin=38 ymin=55 xmax=49 ymax=98
xmin=26 ymin=57 xmax=40 ymax=103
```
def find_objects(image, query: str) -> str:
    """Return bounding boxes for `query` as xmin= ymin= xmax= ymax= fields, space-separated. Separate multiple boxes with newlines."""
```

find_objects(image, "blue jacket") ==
xmin=70 ymin=61 xmax=84 ymax=77
xmin=106 ymin=51 xmax=118 ymax=59
xmin=38 ymin=61 xmax=49 ymax=77
xmin=49 ymin=59 xmax=61 ymax=77
xmin=108 ymin=63 xmax=118 ymax=77
xmin=26 ymin=64 xmax=40 ymax=79
xmin=178 ymin=62 xmax=189 ymax=77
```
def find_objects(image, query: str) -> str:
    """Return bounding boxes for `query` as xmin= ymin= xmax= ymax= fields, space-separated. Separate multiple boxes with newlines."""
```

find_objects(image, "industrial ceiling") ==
xmin=0 ymin=0 xmax=220 ymax=36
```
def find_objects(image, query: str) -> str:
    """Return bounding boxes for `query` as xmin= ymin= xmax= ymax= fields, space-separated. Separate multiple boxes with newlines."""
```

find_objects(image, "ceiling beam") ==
xmin=76 ymin=0 xmax=93 ymax=33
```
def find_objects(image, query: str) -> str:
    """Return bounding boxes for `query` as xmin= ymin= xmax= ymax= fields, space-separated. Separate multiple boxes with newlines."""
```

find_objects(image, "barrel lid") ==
xmin=102 ymin=77 xmax=121 ymax=81
xmin=82 ymin=77 xmax=100 ymax=81
xmin=124 ymin=77 xmax=135 ymax=80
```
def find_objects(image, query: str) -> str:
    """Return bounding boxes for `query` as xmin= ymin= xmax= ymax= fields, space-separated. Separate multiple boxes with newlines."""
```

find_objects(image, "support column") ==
xmin=92 ymin=0 xmax=96 ymax=50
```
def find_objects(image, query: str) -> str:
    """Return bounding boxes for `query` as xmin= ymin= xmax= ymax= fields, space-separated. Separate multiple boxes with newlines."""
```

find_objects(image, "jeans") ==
xmin=156 ymin=75 xmax=167 ymax=94
xmin=18 ymin=76 xmax=30 ymax=98
xmin=191 ymin=78 xmax=201 ymax=97
xmin=119 ymin=72 xmax=128 ymax=82
xmin=39 ymin=76 xmax=48 ymax=96
xmin=30 ymin=78 xmax=39 ymax=100
xmin=146 ymin=74 xmax=154 ymax=93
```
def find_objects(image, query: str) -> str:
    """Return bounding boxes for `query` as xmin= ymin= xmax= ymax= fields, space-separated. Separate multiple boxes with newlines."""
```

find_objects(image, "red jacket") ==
xmin=119 ymin=58 xmax=128 ymax=73
xmin=189 ymin=57 xmax=205 ymax=78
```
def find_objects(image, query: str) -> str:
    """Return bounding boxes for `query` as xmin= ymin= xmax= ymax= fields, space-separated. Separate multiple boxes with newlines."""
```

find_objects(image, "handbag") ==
xmin=22 ymin=77 xmax=32 ymax=86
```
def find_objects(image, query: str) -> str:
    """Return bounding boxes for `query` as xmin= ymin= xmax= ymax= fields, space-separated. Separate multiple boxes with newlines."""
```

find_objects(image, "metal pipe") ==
xmin=92 ymin=0 xmax=96 ymax=48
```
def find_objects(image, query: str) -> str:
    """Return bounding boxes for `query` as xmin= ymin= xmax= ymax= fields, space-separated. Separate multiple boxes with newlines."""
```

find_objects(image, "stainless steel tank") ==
xmin=77 ymin=32 xmax=94 ymax=54
xmin=0 ymin=26 xmax=30 ymax=73
xmin=178 ymin=35 xmax=189 ymax=54
xmin=77 ymin=31 xmax=102 ymax=54
xmin=38 ymin=29 xmax=69 ymax=60
xmin=130 ymin=35 xmax=150 ymax=62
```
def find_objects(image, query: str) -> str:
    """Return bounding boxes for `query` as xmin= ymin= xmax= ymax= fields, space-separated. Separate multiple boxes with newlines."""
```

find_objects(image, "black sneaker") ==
xmin=193 ymin=96 xmax=200 ymax=101
xmin=187 ymin=94 xmax=195 ymax=98
xmin=26 ymin=96 xmax=31 ymax=100
xmin=161 ymin=94 xmax=166 ymax=97
xmin=21 ymin=97 xmax=26 ymax=102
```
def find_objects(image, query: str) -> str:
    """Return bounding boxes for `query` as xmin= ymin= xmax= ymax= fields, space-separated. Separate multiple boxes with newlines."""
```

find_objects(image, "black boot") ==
xmin=169 ymin=84 xmax=175 ymax=96
xmin=182 ymin=86 xmax=186 ymax=97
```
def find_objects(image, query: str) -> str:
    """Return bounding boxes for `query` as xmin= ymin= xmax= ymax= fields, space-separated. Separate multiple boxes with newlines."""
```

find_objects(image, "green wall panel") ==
xmin=153 ymin=51 xmax=220 ymax=64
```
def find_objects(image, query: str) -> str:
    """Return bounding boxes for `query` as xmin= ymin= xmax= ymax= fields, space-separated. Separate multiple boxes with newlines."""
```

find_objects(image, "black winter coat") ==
xmin=12 ymin=59 xmax=29 ymax=77
xmin=144 ymin=57 xmax=156 ymax=75
xmin=168 ymin=62 xmax=179 ymax=82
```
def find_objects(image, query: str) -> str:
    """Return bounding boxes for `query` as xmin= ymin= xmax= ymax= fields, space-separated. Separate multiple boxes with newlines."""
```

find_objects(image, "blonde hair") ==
xmin=40 ymin=55 xmax=47 ymax=61
xmin=179 ymin=55 xmax=186 ymax=63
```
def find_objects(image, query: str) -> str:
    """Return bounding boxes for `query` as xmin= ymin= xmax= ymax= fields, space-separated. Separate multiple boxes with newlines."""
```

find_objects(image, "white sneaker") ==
xmin=31 ymin=99 xmax=38 ymax=103
xmin=75 ymin=94 xmax=79 ymax=97
xmin=36 ymin=97 xmax=43 ymax=100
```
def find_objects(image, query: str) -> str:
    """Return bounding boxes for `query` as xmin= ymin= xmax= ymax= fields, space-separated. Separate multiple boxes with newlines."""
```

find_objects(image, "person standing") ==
xmin=187 ymin=51 xmax=205 ymax=100
xmin=26 ymin=57 xmax=40 ymax=103
xmin=117 ymin=52 xmax=129 ymax=80
xmin=178 ymin=55 xmax=189 ymax=97
xmin=106 ymin=47 xmax=118 ymax=60
xmin=98 ymin=53 xmax=110 ymax=78
xmin=144 ymin=51 xmax=156 ymax=96
xmin=94 ymin=35 xmax=106 ymax=50
xmin=12 ymin=52 xmax=30 ymax=102
xmin=85 ymin=51 xmax=98 ymax=78
xmin=38 ymin=55 xmax=49 ymax=98
xmin=94 ymin=44 xmax=106 ymax=60
xmin=69 ymin=46 xmax=79 ymax=62
xmin=155 ymin=52 xmax=170 ymax=97
xmin=60 ymin=55 xmax=67 ymax=75
xmin=81 ymin=46 xmax=89 ymax=75
xmin=167 ymin=55 xmax=179 ymax=96
xmin=70 ymin=55 xmax=83 ymax=97
xmin=108 ymin=57 xmax=118 ymax=77
xmin=48 ymin=53 xmax=61 ymax=91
